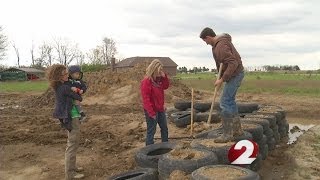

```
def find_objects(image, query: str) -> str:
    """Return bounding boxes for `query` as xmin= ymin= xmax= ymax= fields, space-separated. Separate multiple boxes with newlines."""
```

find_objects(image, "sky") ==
xmin=0 ymin=0 xmax=320 ymax=70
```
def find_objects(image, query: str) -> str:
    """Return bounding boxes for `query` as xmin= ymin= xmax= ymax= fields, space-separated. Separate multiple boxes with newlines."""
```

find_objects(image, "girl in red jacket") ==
xmin=140 ymin=59 xmax=170 ymax=146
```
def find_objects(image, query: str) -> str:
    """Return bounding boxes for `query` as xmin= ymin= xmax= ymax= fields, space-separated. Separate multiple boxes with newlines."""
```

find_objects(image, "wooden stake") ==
xmin=207 ymin=63 xmax=223 ymax=124
xmin=190 ymin=88 xmax=194 ymax=135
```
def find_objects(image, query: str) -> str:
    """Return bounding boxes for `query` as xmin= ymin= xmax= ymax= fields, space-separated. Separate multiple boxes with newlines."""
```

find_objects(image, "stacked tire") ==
xmin=110 ymin=104 xmax=288 ymax=179
xmin=241 ymin=118 xmax=273 ymax=157
xmin=239 ymin=123 xmax=264 ymax=171
xmin=244 ymin=114 xmax=277 ymax=151
xmin=110 ymin=161 xmax=261 ymax=180
xmin=158 ymin=148 xmax=219 ymax=180
xmin=192 ymin=165 xmax=260 ymax=180
xmin=168 ymin=100 xmax=221 ymax=128
xmin=254 ymin=105 xmax=289 ymax=141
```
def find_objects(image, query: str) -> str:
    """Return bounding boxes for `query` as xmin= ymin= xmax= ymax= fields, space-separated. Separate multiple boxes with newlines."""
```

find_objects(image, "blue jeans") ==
xmin=144 ymin=110 xmax=168 ymax=146
xmin=220 ymin=71 xmax=244 ymax=118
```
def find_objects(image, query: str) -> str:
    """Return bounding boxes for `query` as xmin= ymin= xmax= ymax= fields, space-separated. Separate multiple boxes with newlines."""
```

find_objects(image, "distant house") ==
xmin=0 ymin=67 xmax=45 ymax=81
xmin=115 ymin=56 xmax=178 ymax=76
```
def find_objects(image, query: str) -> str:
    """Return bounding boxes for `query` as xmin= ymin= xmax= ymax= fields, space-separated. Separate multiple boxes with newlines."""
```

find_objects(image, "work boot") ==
xmin=233 ymin=116 xmax=244 ymax=137
xmin=214 ymin=117 xmax=234 ymax=143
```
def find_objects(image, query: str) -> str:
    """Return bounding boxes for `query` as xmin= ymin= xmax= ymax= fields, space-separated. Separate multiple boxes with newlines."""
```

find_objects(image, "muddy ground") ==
xmin=1 ymin=88 xmax=320 ymax=180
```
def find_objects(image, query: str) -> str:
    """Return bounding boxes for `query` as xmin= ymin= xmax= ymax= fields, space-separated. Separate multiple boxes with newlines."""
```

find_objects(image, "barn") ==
xmin=115 ymin=56 xmax=178 ymax=76
xmin=0 ymin=67 xmax=45 ymax=81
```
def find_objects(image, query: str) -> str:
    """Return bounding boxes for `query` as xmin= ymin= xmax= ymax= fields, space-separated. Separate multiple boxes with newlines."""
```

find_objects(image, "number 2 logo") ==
xmin=228 ymin=140 xmax=259 ymax=165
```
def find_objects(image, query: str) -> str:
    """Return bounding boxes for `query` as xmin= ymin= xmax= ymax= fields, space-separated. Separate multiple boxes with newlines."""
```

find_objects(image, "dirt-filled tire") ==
xmin=241 ymin=123 xmax=264 ymax=142
xmin=174 ymin=113 xmax=196 ymax=128
xmin=272 ymin=125 xmax=280 ymax=143
xmin=191 ymin=165 xmax=260 ymax=180
xmin=166 ymin=107 xmax=179 ymax=116
xmin=264 ymin=128 xmax=274 ymax=140
xmin=195 ymin=111 xmax=220 ymax=123
xmin=272 ymin=124 xmax=279 ymax=132
xmin=255 ymin=111 xmax=282 ymax=125
xmin=135 ymin=142 xmax=176 ymax=169
xmin=267 ymin=137 xmax=276 ymax=151
xmin=272 ymin=125 xmax=280 ymax=144
xmin=237 ymin=103 xmax=259 ymax=113
xmin=241 ymin=118 xmax=270 ymax=132
xmin=158 ymin=148 xmax=218 ymax=180
xmin=194 ymin=129 xmax=215 ymax=139
xmin=245 ymin=114 xmax=277 ymax=128
xmin=279 ymin=126 xmax=288 ymax=138
xmin=274 ymin=132 xmax=280 ymax=143
xmin=261 ymin=144 xmax=269 ymax=160
xmin=174 ymin=101 xmax=191 ymax=111
xmin=190 ymin=139 xmax=234 ymax=164
xmin=108 ymin=168 xmax=158 ymax=180
xmin=193 ymin=102 xmax=211 ymax=112
xmin=207 ymin=129 xmax=253 ymax=142
xmin=239 ymin=113 xmax=251 ymax=118
xmin=170 ymin=111 xmax=191 ymax=122
xmin=259 ymin=105 xmax=286 ymax=119
xmin=244 ymin=154 xmax=262 ymax=172
xmin=257 ymin=135 xmax=267 ymax=148
xmin=277 ymin=118 xmax=287 ymax=128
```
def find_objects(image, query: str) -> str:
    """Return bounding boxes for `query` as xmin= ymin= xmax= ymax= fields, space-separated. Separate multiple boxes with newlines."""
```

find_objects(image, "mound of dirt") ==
xmin=24 ymin=88 xmax=55 ymax=107
xmin=24 ymin=63 xmax=191 ymax=107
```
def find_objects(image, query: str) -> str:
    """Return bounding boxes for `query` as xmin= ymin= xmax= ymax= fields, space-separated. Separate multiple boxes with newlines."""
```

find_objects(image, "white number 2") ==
xmin=231 ymin=140 xmax=256 ymax=165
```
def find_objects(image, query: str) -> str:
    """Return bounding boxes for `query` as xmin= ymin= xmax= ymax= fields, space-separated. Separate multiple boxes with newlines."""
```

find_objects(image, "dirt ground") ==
xmin=1 ymin=74 xmax=320 ymax=180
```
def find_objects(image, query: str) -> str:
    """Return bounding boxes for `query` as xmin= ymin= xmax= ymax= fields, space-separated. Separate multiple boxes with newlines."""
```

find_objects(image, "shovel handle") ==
xmin=207 ymin=63 xmax=223 ymax=124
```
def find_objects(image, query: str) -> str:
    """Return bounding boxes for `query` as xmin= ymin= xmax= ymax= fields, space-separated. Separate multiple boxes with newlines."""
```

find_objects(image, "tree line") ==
xmin=262 ymin=65 xmax=300 ymax=71
xmin=178 ymin=66 xmax=214 ymax=73
xmin=178 ymin=65 xmax=303 ymax=74
xmin=0 ymin=25 xmax=118 ymax=69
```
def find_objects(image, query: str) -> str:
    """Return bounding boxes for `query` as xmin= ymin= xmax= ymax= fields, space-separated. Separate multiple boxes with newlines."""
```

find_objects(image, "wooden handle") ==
xmin=207 ymin=63 xmax=223 ymax=124
xmin=190 ymin=88 xmax=194 ymax=135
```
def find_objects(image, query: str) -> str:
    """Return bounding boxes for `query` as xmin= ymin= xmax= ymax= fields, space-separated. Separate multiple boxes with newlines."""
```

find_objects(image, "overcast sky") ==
xmin=1 ymin=0 xmax=319 ymax=70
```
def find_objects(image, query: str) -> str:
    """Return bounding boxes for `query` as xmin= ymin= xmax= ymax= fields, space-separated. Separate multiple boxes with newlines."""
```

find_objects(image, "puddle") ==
xmin=288 ymin=123 xmax=315 ymax=145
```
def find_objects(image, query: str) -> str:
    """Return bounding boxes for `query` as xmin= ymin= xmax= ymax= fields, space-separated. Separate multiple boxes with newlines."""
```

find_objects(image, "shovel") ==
xmin=207 ymin=63 xmax=223 ymax=124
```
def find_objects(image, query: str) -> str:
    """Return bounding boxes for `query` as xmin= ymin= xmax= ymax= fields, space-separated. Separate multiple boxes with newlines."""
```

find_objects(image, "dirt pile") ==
xmin=24 ymin=63 xmax=191 ymax=107
xmin=23 ymin=88 xmax=55 ymax=107
xmin=84 ymin=63 xmax=191 ymax=104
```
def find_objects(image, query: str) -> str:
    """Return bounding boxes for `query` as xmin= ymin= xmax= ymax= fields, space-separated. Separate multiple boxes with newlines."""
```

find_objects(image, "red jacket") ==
xmin=140 ymin=74 xmax=169 ymax=118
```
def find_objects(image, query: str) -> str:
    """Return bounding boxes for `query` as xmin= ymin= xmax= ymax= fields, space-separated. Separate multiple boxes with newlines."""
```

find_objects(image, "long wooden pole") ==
xmin=207 ymin=63 xmax=223 ymax=124
xmin=190 ymin=88 xmax=194 ymax=135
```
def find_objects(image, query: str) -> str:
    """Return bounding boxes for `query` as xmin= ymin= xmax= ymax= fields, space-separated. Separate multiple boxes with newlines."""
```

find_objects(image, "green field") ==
xmin=1 ymin=72 xmax=320 ymax=97
xmin=0 ymin=81 xmax=49 ymax=93
xmin=176 ymin=71 xmax=320 ymax=80
xmin=176 ymin=72 xmax=320 ymax=97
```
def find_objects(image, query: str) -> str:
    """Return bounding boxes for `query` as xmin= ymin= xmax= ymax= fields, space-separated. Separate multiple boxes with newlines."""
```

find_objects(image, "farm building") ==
xmin=0 ymin=67 xmax=45 ymax=81
xmin=115 ymin=56 xmax=178 ymax=76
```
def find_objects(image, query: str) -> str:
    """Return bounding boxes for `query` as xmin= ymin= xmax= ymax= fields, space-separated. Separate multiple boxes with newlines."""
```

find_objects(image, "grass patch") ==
xmin=176 ymin=72 xmax=320 ymax=81
xmin=0 ymin=81 xmax=49 ymax=93
xmin=176 ymin=72 xmax=320 ymax=97
xmin=179 ymin=78 xmax=320 ymax=97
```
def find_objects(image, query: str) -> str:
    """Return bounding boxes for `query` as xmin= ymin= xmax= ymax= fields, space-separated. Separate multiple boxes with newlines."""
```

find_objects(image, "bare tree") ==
xmin=76 ymin=51 xmax=85 ymax=66
xmin=0 ymin=26 xmax=8 ymax=60
xmin=87 ymin=47 xmax=103 ymax=64
xmin=31 ymin=40 xmax=35 ymax=66
xmin=38 ymin=42 xmax=54 ymax=67
xmin=12 ymin=41 xmax=20 ymax=67
xmin=53 ymin=37 xmax=80 ymax=65
xmin=102 ymin=37 xmax=117 ymax=65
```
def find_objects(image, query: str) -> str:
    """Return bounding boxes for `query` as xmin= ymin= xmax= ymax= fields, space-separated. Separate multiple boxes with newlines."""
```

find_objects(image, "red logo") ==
xmin=228 ymin=140 xmax=259 ymax=164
